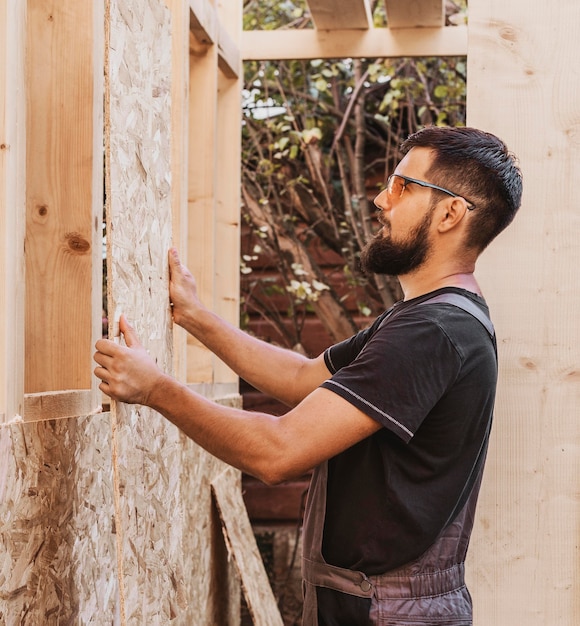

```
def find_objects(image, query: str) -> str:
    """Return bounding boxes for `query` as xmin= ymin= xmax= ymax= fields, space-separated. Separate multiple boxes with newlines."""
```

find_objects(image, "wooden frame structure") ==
xmin=1 ymin=0 xmax=579 ymax=624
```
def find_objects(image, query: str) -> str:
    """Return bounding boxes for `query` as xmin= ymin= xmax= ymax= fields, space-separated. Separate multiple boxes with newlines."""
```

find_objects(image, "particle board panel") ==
xmin=212 ymin=466 xmax=284 ymax=626
xmin=465 ymin=1 xmax=580 ymax=624
xmin=0 ymin=413 xmax=117 ymax=623
xmin=24 ymin=0 xmax=97 ymax=394
xmin=241 ymin=25 xmax=468 ymax=61
xmin=105 ymin=0 xmax=185 ymax=622
xmin=177 ymin=398 xmax=242 ymax=626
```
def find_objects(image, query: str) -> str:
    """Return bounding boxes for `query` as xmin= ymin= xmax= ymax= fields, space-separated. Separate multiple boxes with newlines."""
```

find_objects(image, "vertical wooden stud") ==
xmin=167 ymin=0 xmax=190 ymax=383
xmin=0 ymin=0 xmax=26 ymax=421
xmin=187 ymin=31 xmax=219 ymax=383
xmin=25 ymin=0 xmax=97 ymax=395
xmin=214 ymin=1 xmax=242 ymax=388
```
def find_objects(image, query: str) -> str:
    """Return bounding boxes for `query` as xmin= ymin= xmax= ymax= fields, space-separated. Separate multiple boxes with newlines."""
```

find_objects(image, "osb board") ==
xmin=466 ymin=1 xmax=580 ymax=624
xmin=177 ymin=405 xmax=241 ymax=626
xmin=105 ymin=2 xmax=241 ymax=624
xmin=0 ymin=414 xmax=117 ymax=624
xmin=25 ymin=0 xmax=96 ymax=393
xmin=212 ymin=466 xmax=284 ymax=626
xmin=105 ymin=0 xmax=179 ymax=622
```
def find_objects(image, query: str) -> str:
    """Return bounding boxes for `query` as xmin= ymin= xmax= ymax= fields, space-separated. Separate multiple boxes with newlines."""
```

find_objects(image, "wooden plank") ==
xmin=384 ymin=0 xmax=445 ymax=28
xmin=0 ymin=0 xmax=26 ymax=422
xmin=241 ymin=25 xmax=468 ymax=60
xmin=465 ymin=1 xmax=580 ymax=625
xmin=167 ymin=0 xmax=191 ymax=383
xmin=23 ymin=390 xmax=97 ymax=422
xmin=214 ymin=1 xmax=242 ymax=386
xmin=190 ymin=0 xmax=218 ymax=45
xmin=212 ymin=467 xmax=284 ymax=626
xmin=190 ymin=0 xmax=240 ymax=78
xmin=305 ymin=0 xmax=372 ymax=30
xmin=218 ymin=21 xmax=241 ymax=79
xmin=25 ymin=0 xmax=96 ymax=394
xmin=187 ymin=30 xmax=218 ymax=383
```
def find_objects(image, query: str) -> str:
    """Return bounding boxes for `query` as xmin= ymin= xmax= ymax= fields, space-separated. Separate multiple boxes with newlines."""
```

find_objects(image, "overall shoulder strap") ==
xmin=419 ymin=292 xmax=495 ymax=338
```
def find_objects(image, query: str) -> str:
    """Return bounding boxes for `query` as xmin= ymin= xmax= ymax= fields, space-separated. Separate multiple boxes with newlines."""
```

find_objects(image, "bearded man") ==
xmin=94 ymin=126 xmax=522 ymax=625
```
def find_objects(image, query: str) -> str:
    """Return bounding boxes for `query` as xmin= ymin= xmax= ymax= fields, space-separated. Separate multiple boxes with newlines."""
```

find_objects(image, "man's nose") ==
xmin=374 ymin=188 xmax=389 ymax=211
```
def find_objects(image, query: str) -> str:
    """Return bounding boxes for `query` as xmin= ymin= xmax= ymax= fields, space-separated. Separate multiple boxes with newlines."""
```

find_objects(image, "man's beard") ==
xmin=360 ymin=210 xmax=433 ymax=276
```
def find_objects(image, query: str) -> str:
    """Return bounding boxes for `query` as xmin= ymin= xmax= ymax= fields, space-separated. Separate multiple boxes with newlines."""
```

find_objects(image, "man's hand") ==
xmin=168 ymin=247 xmax=205 ymax=329
xmin=93 ymin=315 xmax=164 ymax=405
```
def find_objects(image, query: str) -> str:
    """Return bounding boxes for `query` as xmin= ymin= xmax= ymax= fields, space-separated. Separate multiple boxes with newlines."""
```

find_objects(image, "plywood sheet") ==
xmin=466 ymin=1 xmax=580 ymax=624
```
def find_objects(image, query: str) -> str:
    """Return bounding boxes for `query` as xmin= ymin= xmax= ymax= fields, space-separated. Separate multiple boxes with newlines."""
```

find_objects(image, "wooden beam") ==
xmin=23 ymin=390 xmax=96 ymax=422
xmin=0 ymin=0 xmax=26 ymax=421
xmin=25 ymin=0 xmax=97 ymax=394
xmin=217 ymin=21 xmax=241 ymax=79
xmin=214 ymin=1 xmax=242 ymax=386
xmin=167 ymin=0 xmax=190 ymax=383
xmin=384 ymin=0 xmax=445 ymax=28
xmin=305 ymin=0 xmax=372 ymax=30
xmin=190 ymin=0 xmax=218 ymax=45
xmin=242 ymin=25 xmax=467 ymax=60
xmin=190 ymin=0 xmax=240 ymax=78
xmin=187 ymin=35 xmax=218 ymax=383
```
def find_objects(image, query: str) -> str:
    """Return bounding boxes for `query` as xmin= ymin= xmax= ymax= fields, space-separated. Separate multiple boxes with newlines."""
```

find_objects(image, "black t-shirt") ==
xmin=319 ymin=287 xmax=497 ymax=574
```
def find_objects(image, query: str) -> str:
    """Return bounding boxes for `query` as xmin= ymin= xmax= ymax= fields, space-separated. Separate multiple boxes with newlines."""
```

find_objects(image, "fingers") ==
xmin=119 ymin=314 xmax=140 ymax=348
xmin=168 ymin=247 xmax=181 ymax=276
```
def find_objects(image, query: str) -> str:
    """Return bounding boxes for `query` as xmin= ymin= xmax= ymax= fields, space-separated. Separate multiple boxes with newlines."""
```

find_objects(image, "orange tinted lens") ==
xmin=388 ymin=175 xmax=404 ymax=199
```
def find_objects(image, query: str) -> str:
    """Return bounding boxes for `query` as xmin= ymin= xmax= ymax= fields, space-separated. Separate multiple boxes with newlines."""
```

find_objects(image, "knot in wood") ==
xmin=65 ymin=232 xmax=91 ymax=254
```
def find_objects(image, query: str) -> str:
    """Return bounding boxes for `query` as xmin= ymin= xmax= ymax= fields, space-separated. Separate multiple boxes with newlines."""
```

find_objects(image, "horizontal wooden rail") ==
xmin=242 ymin=25 xmax=467 ymax=60
xmin=24 ymin=389 xmax=100 ymax=422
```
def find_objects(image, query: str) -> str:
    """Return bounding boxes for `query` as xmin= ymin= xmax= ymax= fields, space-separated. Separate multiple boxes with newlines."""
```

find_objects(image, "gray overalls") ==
xmin=301 ymin=294 xmax=494 ymax=625
xmin=301 ymin=460 xmax=480 ymax=625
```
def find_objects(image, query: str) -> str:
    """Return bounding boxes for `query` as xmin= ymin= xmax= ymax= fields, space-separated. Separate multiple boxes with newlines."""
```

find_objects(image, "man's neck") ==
xmin=399 ymin=268 xmax=482 ymax=301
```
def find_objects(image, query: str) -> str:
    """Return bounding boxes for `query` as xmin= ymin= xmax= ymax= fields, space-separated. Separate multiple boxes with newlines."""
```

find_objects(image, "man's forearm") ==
xmin=148 ymin=373 xmax=294 ymax=484
xmin=177 ymin=307 xmax=327 ymax=407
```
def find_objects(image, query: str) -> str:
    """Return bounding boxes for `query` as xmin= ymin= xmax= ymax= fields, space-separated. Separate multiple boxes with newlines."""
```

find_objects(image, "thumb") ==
xmin=119 ymin=314 xmax=140 ymax=348
xmin=168 ymin=247 xmax=181 ymax=275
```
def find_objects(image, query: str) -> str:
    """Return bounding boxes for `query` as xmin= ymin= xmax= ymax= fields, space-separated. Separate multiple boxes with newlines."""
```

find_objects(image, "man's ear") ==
xmin=436 ymin=197 xmax=469 ymax=233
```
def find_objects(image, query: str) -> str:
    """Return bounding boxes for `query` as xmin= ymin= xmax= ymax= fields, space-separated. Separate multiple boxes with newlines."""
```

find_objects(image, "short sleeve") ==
xmin=321 ymin=312 xmax=462 ymax=442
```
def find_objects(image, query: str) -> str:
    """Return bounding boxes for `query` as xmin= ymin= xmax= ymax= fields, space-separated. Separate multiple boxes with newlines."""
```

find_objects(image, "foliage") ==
xmin=241 ymin=0 xmax=468 ymax=353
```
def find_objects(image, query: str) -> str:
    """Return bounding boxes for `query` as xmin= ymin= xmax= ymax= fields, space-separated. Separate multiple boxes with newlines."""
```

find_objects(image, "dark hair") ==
xmin=401 ymin=126 xmax=523 ymax=252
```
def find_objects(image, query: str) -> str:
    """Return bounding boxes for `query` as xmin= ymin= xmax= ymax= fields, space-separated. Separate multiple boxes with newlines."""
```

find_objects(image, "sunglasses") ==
xmin=386 ymin=174 xmax=476 ymax=210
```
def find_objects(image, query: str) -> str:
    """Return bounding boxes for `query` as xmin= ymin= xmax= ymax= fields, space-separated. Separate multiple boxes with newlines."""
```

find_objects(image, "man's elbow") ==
xmin=251 ymin=459 xmax=309 ymax=487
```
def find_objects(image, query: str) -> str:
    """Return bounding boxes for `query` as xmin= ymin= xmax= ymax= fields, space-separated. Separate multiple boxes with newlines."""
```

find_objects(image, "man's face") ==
xmin=361 ymin=148 xmax=436 ymax=277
